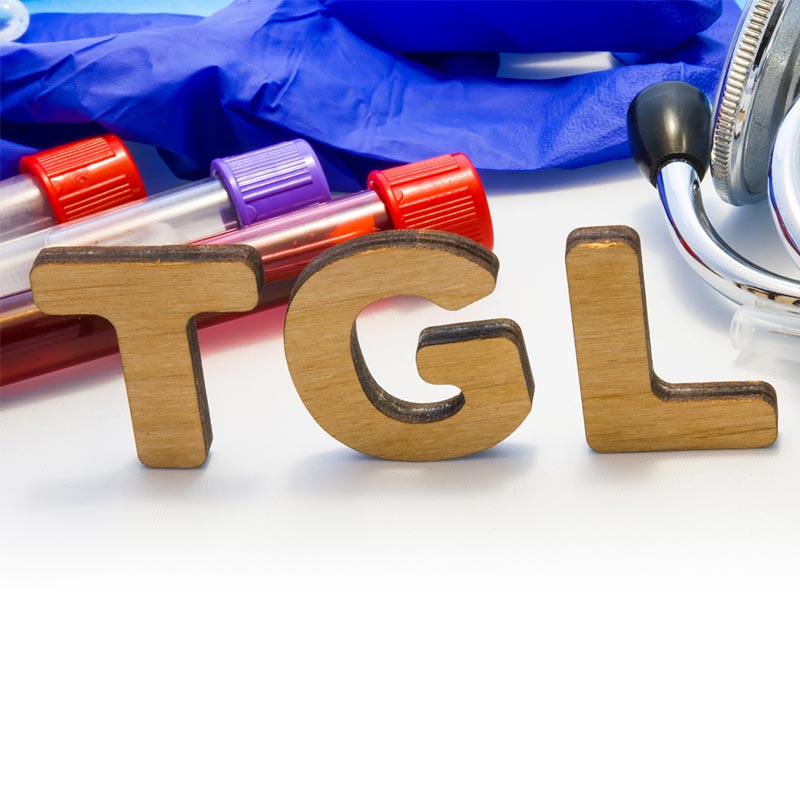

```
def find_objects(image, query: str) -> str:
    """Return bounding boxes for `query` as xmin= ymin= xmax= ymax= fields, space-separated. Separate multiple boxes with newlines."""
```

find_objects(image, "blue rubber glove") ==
xmin=0 ymin=0 xmax=741 ymax=190
xmin=323 ymin=0 xmax=725 ymax=53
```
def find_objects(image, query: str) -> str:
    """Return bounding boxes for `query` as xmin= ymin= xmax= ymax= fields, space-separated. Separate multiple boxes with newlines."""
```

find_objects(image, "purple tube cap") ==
xmin=211 ymin=140 xmax=331 ymax=227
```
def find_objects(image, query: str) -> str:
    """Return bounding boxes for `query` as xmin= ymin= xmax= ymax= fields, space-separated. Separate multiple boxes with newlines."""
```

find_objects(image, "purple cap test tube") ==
xmin=0 ymin=139 xmax=331 ymax=297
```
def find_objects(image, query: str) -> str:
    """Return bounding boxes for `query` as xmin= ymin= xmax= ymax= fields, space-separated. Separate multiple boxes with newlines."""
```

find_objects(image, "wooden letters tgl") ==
xmin=28 ymin=226 xmax=779 ymax=467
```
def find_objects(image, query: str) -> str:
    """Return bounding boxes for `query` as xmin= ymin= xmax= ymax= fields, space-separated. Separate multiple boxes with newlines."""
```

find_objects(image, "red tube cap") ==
xmin=368 ymin=153 xmax=493 ymax=249
xmin=19 ymin=134 xmax=147 ymax=224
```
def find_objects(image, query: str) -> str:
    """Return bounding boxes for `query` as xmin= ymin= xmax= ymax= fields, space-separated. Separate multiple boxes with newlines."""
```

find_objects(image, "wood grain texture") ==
xmin=565 ymin=226 xmax=778 ymax=452
xmin=31 ymin=245 xmax=263 ymax=468
xmin=284 ymin=230 xmax=534 ymax=461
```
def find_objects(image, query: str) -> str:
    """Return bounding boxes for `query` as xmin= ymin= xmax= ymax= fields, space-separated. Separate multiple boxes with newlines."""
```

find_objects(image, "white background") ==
xmin=3 ymin=155 xmax=799 ymax=798
xmin=3 ymin=2 xmax=799 ymax=798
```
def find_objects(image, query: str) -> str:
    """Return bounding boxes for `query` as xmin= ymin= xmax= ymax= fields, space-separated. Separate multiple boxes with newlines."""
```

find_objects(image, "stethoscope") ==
xmin=628 ymin=0 xmax=800 ymax=361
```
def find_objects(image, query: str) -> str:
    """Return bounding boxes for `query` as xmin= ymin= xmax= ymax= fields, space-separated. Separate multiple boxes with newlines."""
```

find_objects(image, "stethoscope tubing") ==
xmin=657 ymin=160 xmax=800 ymax=313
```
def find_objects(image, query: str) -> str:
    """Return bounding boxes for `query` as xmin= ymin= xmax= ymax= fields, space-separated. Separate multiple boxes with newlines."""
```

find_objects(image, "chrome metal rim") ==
xmin=711 ymin=0 xmax=800 ymax=204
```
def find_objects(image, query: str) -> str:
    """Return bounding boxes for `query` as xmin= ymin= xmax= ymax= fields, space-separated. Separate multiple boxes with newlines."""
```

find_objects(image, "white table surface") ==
xmin=1 ymin=149 xmax=798 ymax=798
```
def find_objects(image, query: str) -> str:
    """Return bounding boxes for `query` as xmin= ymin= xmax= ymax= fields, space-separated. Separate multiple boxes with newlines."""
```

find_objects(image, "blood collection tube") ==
xmin=0 ymin=134 xmax=146 ymax=239
xmin=0 ymin=139 xmax=330 ymax=297
xmin=0 ymin=154 xmax=492 ymax=387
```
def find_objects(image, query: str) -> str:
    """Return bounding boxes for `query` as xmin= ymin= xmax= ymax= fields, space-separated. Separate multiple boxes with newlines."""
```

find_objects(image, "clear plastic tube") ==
xmin=0 ymin=174 xmax=54 ymax=239
xmin=730 ymin=304 xmax=800 ymax=362
xmin=0 ymin=178 xmax=239 ymax=297
xmin=199 ymin=190 xmax=390 ymax=279
xmin=0 ymin=191 xmax=390 ymax=386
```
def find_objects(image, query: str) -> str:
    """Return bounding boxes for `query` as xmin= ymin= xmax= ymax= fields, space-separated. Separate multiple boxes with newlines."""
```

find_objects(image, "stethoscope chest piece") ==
xmin=711 ymin=0 xmax=800 ymax=205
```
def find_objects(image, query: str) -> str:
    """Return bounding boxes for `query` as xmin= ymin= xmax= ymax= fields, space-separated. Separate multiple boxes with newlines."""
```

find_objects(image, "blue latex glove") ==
xmin=323 ymin=0 xmax=725 ymax=53
xmin=0 ymin=0 xmax=741 ymax=190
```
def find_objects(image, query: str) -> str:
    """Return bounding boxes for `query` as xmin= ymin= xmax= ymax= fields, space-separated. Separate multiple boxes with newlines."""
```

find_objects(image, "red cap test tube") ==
xmin=0 ymin=134 xmax=147 ymax=239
